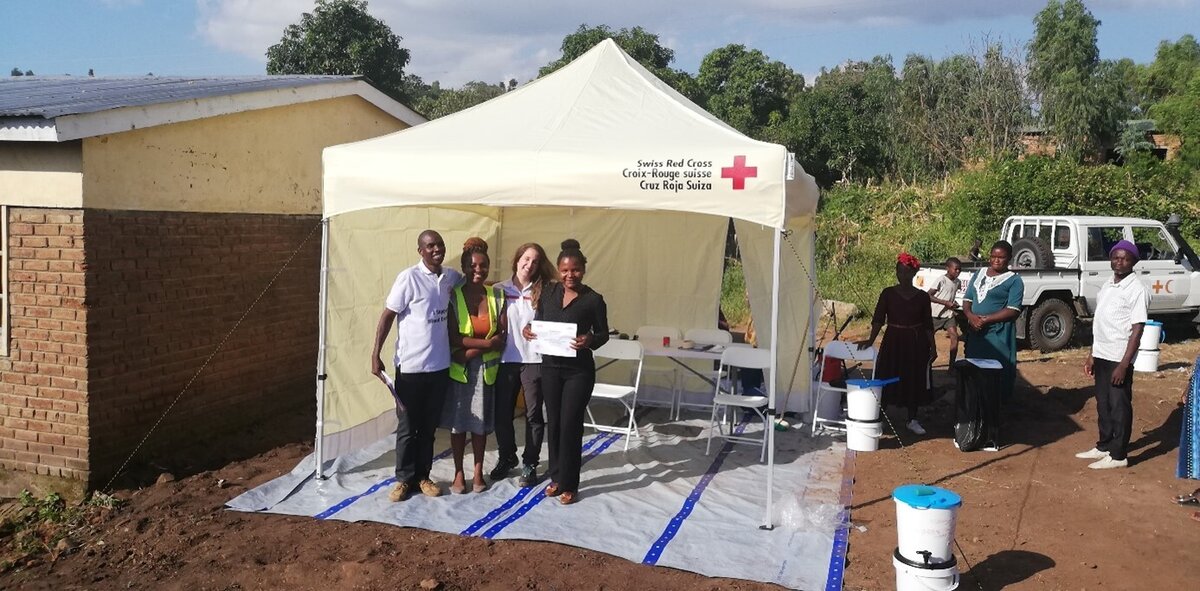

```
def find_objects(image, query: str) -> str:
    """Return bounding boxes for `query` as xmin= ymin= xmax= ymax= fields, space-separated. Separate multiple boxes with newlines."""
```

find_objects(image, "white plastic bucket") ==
xmin=1133 ymin=349 xmax=1160 ymax=373
xmin=847 ymin=386 xmax=881 ymax=421
xmin=893 ymin=485 xmax=961 ymax=566
xmin=1139 ymin=321 xmax=1165 ymax=351
xmin=846 ymin=418 xmax=882 ymax=451
xmin=815 ymin=387 xmax=844 ymax=422
xmin=893 ymin=554 xmax=960 ymax=591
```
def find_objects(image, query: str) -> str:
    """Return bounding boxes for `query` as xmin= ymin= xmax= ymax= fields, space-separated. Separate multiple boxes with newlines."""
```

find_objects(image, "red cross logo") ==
xmin=721 ymin=155 xmax=757 ymax=190
xmin=1152 ymin=280 xmax=1173 ymax=294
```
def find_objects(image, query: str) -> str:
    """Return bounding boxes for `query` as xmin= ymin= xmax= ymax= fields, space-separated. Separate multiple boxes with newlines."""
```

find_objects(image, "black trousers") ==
xmin=394 ymin=369 xmax=449 ymax=485
xmin=1093 ymin=358 xmax=1135 ymax=461
xmin=494 ymin=363 xmax=545 ymax=467
xmin=542 ymin=364 xmax=595 ymax=492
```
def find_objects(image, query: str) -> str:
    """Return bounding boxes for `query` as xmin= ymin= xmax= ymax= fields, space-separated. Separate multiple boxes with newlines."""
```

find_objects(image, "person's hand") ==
xmin=452 ymin=349 xmax=468 ymax=364
xmin=522 ymin=323 xmax=537 ymax=341
xmin=371 ymin=356 xmax=387 ymax=383
xmin=465 ymin=348 xmax=483 ymax=361
xmin=1084 ymin=354 xmax=1094 ymax=377
xmin=967 ymin=312 xmax=985 ymax=331
xmin=854 ymin=339 xmax=873 ymax=351
xmin=1112 ymin=363 xmax=1129 ymax=386
xmin=489 ymin=332 xmax=506 ymax=351
xmin=570 ymin=334 xmax=591 ymax=350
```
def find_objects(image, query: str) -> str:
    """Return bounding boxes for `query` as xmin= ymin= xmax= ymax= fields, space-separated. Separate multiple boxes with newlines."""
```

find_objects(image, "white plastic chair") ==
xmin=673 ymin=328 xmax=734 ymax=419
xmin=585 ymin=339 xmax=645 ymax=451
xmin=705 ymin=346 xmax=772 ymax=462
xmin=811 ymin=341 xmax=876 ymax=435
xmin=634 ymin=325 xmax=681 ymax=412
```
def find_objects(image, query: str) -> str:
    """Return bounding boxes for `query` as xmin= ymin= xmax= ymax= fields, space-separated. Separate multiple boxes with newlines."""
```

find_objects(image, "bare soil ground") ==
xmin=3 ymin=332 xmax=1200 ymax=590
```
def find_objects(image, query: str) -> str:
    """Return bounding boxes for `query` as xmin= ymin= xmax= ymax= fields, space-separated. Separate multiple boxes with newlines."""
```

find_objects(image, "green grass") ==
xmin=720 ymin=257 xmax=751 ymax=328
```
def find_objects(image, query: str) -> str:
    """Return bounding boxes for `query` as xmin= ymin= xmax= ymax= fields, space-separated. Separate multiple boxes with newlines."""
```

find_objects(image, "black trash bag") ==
xmin=954 ymin=359 xmax=1003 ymax=451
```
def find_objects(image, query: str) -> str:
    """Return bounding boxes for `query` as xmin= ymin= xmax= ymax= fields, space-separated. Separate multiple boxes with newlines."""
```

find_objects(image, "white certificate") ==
xmin=531 ymin=321 xmax=578 ymax=358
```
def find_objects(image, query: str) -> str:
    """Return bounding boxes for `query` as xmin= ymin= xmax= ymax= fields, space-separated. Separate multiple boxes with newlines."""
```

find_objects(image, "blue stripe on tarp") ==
xmin=641 ymin=413 xmax=751 ymax=565
xmin=315 ymin=447 xmax=453 ymax=520
xmin=824 ymin=449 xmax=856 ymax=591
xmin=460 ymin=432 xmax=609 ymax=536
xmin=479 ymin=433 xmax=622 ymax=539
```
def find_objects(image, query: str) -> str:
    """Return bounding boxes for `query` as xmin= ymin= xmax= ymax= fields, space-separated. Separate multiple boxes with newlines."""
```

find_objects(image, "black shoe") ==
xmin=489 ymin=458 xmax=518 ymax=481
xmin=518 ymin=464 xmax=539 ymax=488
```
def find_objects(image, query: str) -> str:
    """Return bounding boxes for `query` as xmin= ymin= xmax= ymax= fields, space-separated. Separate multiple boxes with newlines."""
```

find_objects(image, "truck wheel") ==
xmin=1029 ymin=299 xmax=1074 ymax=352
xmin=1012 ymin=237 xmax=1055 ymax=269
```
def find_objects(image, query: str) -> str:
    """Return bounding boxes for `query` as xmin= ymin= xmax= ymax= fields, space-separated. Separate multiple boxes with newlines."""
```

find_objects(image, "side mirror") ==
xmin=1175 ymin=251 xmax=1185 ymax=265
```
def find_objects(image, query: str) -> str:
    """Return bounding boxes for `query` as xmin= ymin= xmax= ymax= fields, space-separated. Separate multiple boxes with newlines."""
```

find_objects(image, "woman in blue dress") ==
xmin=961 ymin=241 xmax=1025 ymax=447
xmin=1177 ymin=357 xmax=1200 ymax=521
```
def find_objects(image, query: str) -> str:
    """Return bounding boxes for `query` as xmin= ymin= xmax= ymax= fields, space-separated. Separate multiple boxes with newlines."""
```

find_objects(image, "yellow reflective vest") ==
xmin=448 ymin=284 xmax=504 ymax=385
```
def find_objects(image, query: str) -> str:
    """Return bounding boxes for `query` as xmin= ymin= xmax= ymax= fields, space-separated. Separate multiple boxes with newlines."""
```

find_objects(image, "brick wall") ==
xmin=83 ymin=211 xmax=321 ymax=484
xmin=0 ymin=208 xmax=90 ymax=494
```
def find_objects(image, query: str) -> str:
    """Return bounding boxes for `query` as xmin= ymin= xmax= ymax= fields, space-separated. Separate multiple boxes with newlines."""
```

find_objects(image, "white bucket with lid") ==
xmin=1139 ymin=320 xmax=1165 ymax=351
xmin=893 ymin=484 xmax=961 ymax=567
xmin=1133 ymin=349 xmax=1160 ymax=373
xmin=846 ymin=377 xmax=898 ymax=421
xmin=893 ymin=552 xmax=960 ymax=591
xmin=846 ymin=418 xmax=882 ymax=451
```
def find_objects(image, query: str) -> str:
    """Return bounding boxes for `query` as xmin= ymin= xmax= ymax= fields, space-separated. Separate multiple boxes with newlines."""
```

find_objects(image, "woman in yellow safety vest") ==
xmin=442 ymin=237 xmax=507 ymax=494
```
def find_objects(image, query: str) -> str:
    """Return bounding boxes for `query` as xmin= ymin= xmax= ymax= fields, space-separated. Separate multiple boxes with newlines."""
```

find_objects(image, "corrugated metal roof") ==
xmin=0 ymin=76 xmax=360 ymax=119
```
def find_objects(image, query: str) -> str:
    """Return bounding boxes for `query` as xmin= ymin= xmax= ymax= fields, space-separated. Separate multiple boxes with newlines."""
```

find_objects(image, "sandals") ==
xmin=544 ymin=482 xmax=562 ymax=497
xmin=1174 ymin=489 xmax=1200 ymax=506
xmin=559 ymin=491 xmax=578 ymax=505
xmin=472 ymin=481 xmax=488 ymax=494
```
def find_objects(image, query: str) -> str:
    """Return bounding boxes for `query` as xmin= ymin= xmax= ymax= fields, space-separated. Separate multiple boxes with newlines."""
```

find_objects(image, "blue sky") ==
xmin=2 ymin=1 xmax=1198 ymax=86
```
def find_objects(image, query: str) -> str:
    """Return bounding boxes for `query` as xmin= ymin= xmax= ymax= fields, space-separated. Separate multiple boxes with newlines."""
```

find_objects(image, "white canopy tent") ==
xmin=317 ymin=39 xmax=821 ymax=527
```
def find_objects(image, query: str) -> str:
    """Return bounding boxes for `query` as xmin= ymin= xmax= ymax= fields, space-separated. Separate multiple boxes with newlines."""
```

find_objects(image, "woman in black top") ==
xmin=522 ymin=239 xmax=609 ymax=505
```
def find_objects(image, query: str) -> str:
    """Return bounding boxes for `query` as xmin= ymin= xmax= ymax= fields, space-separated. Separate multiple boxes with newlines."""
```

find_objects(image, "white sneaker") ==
xmin=983 ymin=443 xmax=1000 ymax=452
xmin=1075 ymin=447 xmax=1109 ymax=460
xmin=1088 ymin=457 xmax=1128 ymax=470
xmin=953 ymin=439 xmax=960 ymax=450
xmin=906 ymin=420 xmax=927 ymax=435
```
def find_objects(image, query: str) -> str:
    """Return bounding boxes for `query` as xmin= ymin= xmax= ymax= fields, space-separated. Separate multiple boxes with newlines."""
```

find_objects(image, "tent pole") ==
xmin=314 ymin=218 xmax=331 ymax=480
xmin=761 ymin=227 xmax=782 ymax=530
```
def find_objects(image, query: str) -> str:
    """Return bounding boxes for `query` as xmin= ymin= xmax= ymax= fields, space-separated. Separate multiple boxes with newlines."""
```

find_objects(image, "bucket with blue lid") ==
xmin=893 ymin=485 xmax=961 ymax=568
xmin=846 ymin=377 xmax=898 ymax=421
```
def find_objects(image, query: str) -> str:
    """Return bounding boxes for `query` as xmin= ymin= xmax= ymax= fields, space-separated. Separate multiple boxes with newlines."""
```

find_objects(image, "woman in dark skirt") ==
xmin=857 ymin=252 xmax=936 ymax=435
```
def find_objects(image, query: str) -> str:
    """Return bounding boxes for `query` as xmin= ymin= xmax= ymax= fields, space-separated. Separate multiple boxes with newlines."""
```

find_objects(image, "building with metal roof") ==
xmin=0 ymin=75 xmax=422 ymax=141
xmin=0 ymin=75 xmax=424 ymax=497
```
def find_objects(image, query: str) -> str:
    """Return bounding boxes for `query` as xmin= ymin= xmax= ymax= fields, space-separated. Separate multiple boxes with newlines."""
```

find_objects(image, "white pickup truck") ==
xmin=914 ymin=215 xmax=1200 ymax=352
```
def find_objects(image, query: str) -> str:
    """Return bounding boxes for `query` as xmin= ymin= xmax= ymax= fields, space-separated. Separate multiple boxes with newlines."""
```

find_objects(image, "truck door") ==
xmin=1081 ymin=226 xmax=1126 ymax=312
xmin=1131 ymin=225 xmax=1188 ymax=310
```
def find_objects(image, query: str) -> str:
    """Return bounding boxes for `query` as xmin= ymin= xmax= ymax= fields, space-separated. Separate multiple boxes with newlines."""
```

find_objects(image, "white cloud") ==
xmin=194 ymin=0 xmax=1198 ymax=86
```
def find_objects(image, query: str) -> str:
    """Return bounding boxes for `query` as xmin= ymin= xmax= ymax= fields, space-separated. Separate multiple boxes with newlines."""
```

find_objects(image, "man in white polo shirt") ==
xmin=371 ymin=230 xmax=463 ymax=501
xmin=1079 ymin=239 xmax=1148 ymax=470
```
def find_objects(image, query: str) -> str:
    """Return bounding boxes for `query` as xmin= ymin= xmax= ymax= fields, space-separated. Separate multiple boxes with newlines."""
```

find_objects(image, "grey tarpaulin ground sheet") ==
xmin=228 ymin=409 xmax=851 ymax=590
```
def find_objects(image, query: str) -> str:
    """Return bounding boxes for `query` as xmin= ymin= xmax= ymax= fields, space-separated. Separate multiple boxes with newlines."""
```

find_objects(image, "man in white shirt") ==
xmin=1079 ymin=239 xmax=1148 ymax=470
xmin=371 ymin=230 xmax=463 ymax=500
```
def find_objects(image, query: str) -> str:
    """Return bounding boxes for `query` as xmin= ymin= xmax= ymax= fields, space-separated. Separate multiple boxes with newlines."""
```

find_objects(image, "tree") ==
xmin=1027 ymin=0 xmax=1129 ymax=159
xmin=540 ymin=24 xmax=700 ymax=101
xmin=798 ymin=57 xmax=899 ymax=183
xmin=414 ymin=81 xmax=509 ymax=119
xmin=1141 ymin=35 xmax=1200 ymax=105
xmin=895 ymin=42 xmax=1030 ymax=177
xmin=697 ymin=44 xmax=803 ymax=137
xmin=1151 ymin=74 xmax=1200 ymax=166
xmin=267 ymin=0 xmax=412 ymax=101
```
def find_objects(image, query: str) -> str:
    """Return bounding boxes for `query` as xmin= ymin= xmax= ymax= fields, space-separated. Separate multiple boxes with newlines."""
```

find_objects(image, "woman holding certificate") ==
xmin=522 ymin=239 xmax=610 ymax=505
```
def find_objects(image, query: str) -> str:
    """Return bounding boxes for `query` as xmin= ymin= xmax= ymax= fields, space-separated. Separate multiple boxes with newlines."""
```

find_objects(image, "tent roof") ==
xmin=323 ymin=39 xmax=818 ymax=228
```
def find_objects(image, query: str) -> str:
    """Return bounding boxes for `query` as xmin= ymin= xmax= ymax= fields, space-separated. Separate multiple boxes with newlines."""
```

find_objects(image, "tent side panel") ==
xmin=320 ymin=206 xmax=501 ymax=459
xmin=735 ymin=217 xmax=816 ymax=414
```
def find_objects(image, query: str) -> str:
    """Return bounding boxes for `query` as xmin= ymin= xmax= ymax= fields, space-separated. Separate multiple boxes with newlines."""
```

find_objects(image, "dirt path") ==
xmin=3 ymin=337 xmax=1200 ymax=590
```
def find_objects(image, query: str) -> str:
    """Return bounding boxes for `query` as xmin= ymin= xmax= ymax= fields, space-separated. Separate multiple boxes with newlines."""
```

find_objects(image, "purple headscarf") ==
xmin=1109 ymin=239 xmax=1140 ymax=261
